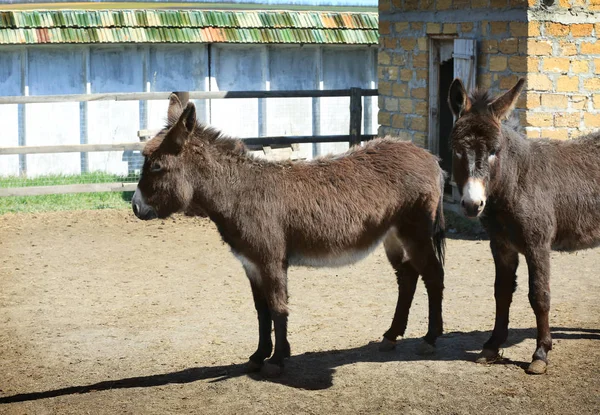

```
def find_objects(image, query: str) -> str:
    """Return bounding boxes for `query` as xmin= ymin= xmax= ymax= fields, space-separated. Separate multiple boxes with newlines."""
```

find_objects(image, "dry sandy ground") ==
xmin=0 ymin=210 xmax=598 ymax=414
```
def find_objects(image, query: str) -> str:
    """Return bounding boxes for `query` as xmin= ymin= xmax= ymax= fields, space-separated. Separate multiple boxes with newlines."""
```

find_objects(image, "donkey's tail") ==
xmin=433 ymin=169 xmax=446 ymax=265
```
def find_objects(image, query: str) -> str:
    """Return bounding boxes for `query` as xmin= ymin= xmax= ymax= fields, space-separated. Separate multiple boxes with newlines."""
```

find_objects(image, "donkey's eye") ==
xmin=150 ymin=162 xmax=163 ymax=173
xmin=489 ymin=149 xmax=496 ymax=156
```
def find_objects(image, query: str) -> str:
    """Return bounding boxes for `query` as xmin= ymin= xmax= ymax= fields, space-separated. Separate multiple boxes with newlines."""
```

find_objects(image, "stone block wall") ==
xmin=378 ymin=0 xmax=599 ymax=147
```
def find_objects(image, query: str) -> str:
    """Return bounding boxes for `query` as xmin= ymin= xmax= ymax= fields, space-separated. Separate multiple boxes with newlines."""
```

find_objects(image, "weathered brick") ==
xmin=499 ymin=38 xmax=519 ymax=54
xmin=394 ymin=22 xmax=409 ymax=33
xmin=437 ymin=0 xmax=452 ymax=9
xmin=570 ymin=95 xmax=588 ymax=110
xmin=415 ymin=101 xmax=428 ymax=116
xmin=541 ymin=128 xmax=569 ymax=140
xmin=541 ymin=94 xmax=568 ymax=109
xmin=379 ymin=21 xmax=391 ymax=35
xmin=411 ymin=87 xmax=427 ymax=99
xmin=400 ymin=38 xmax=417 ymax=50
xmin=478 ymin=73 xmax=493 ymax=89
xmin=528 ymin=74 xmax=553 ymax=91
xmin=490 ymin=21 xmax=508 ymax=35
xmin=528 ymin=21 xmax=541 ymax=36
xmin=594 ymin=94 xmax=600 ymax=109
xmin=571 ymin=60 xmax=589 ymax=74
xmin=510 ymin=22 xmax=528 ymax=37
xmin=481 ymin=40 xmax=499 ymax=53
xmin=491 ymin=0 xmax=508 ymax=7
xmin=443 ymin=23 xmax=458 ymax=34
xmin=383 ymin=37 xmax=396 ymax=49
xmin=400 ymin=69 xmax=413 ymax=82
xmin=392 ymin=114 xmax=406 ymax=129
xmin=416 ymin=69 xmax=428 ymax=81
xmin=472 ymin=0 xmax=489 ymax=8
xmin=426 ymin=23 xmax=441 ymax=34
xmin=461 ymin=22 xmax=474 ymax=32
xmin=557 ymin=76 xmax=579 ymax=92
xmin=525 ymin=128 xmax=541 ymax=139
xmin=413 ymin=133 xmax=427 ymax=148
xmin=542 ymin=57 xmax=570 ymax=73
xmin=404 ymin=0 xmax=419 ymax=11
xmin=508 ymin=56 xmax=527 ymax=72
xmin=384 ymin=97 xmax=399 ymax=111
xmin=413 ymin=52 xmax=428 ymax=68
xmin=392 ymin=53 xmax=407 ymax=66
xmin=528 ymin=40 xmax=553 ymax=55
xmin=527 ymin=57 xmax=540 ymax=73
xmin=409 ymin=116 xmax=427 ymax=132
xmin=411 ymin=22 xmax=423 ymax=31
xmin=378 ymin=51 xmax=391 ymax=65
xmin=378 ymin=111 xmax=391 ymax=125
xmin=526 ymin=112 xmax=553 ymax=127
xmin=417 ymin=37 xmax=429 ymax=51
xmin=581 ymin=42 xmax=600 ymax=55
xmin=379 ymin=0 xmax=392 ymax=11
xmin=584 ymin=113 xmax=600 ymax=128
xmin=378 ymin=81 xmax=392 ymax=96
xmin=399 ymin=98 xmax=413 ymax=113
xmin=558 ymin=41 xmax=578 ymax=56
xmin=489 ymin=56 xmax=508 ymax=71
xmin=571 ymin=23 xmax=593 ymax=37
xmin=523 ymin=92 xmax=541 ymax=109
xmin=387 ymin=66 xmax=399 ymax=81
xmin=510 ymin=0 xmax=527 ymax=6
xmin=584 ymin=78 xmax=600 ymax=91
xmin=554 ymin=113 xmax=580 ymax=128
xmin=392 ymin=83 xmax=408 ymax=97
xmin=546 ymin=22 xmax=569 ymax=36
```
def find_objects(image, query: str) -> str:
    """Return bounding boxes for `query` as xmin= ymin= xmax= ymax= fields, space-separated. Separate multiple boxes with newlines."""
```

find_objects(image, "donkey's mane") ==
xmin=468 ymin=88 xmax=494 ymax=113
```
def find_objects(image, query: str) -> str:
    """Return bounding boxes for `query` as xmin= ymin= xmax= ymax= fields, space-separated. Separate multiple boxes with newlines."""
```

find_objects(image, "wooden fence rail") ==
xmin=0 ymin=88 xmax=378 ymax=197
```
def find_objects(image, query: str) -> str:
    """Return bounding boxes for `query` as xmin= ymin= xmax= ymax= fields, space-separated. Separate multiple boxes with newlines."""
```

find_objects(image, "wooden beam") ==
xmin=0 ymin=142 xmax=145 ymax=155
xmin=0 ymin=89 xmax=378 ymax=105
xmin=349 ymin=87 xmax=363 ymax=147
xmin=0 ymin=182 xmax=138 ymax=197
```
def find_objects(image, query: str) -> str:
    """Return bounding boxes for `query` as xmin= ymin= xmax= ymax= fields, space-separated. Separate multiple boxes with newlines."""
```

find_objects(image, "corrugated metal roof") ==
xmin=0 ymin=10 xmax=378 ymax=45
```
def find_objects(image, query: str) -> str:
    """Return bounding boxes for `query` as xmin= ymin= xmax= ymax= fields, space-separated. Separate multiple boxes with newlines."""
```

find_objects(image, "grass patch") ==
xmin=0 ymin=173 xmax=136 ymax=215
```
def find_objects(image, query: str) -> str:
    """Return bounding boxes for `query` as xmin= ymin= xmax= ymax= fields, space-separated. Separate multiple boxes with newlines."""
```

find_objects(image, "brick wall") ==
xmin=378 ymin=0 xmax=599 ymax=147
xmin=524 ymin=2 xmax=600 ymax=139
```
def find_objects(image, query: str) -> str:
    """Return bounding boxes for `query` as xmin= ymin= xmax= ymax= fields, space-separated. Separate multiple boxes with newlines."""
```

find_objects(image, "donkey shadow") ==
xmin=1 ymin=327 xmax=597 ymax=403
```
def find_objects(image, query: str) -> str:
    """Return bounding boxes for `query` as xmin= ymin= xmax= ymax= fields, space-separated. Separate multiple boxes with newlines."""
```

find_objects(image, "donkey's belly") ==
xmin=288 ymin=242 xmax=382 ymax=268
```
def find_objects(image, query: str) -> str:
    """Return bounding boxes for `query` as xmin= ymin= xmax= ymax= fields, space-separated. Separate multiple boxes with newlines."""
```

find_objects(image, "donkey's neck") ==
xmin=489 ymin=126 xmax=532 ymax=203
xmin=186 ymin=140 xmax=262 ymax=221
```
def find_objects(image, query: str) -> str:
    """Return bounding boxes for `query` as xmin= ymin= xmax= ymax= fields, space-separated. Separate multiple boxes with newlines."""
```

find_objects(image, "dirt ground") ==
xmin=0 ymin=210 xmax=598 ymax=414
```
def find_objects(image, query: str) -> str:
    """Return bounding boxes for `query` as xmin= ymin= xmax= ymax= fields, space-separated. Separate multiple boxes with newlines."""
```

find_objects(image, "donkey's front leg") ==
xmin=525 ymin=248 xmax=552 ymax=374
xmin=477 ymin=240 xmax=519 ymax=364
xmin=246 ymin=279 xmax=273 ymax=372
xmin=261 ymin=263 xmax=290 ymax=377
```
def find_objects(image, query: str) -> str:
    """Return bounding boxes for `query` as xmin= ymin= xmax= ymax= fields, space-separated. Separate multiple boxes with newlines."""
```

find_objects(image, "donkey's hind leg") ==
xmin=260 ymin=262 xmax=291 ymax=378
xmin=401 ymin=230 xmax=445 ymax=353
xmin=380 ymin=231 xmax=419 ymax=352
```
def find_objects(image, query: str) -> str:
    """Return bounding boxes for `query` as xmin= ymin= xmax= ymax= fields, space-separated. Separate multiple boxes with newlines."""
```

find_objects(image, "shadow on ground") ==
xmin=1 ymin=327 xmax=597 ymax=403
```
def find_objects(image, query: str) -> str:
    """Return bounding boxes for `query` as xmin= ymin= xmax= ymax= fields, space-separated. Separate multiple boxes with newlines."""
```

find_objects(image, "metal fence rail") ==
xmin=0 ymin=87 xmax=378 ymax=197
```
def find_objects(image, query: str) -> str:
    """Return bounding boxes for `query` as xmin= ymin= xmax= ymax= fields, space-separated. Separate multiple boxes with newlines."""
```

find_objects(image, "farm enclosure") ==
xmin=0 ymin=210 xmax=598 ymax=414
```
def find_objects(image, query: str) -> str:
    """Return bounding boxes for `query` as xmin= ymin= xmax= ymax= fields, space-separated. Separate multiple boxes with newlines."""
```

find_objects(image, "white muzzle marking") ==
xmin=462 ymin=178 xmax=486 ymax=215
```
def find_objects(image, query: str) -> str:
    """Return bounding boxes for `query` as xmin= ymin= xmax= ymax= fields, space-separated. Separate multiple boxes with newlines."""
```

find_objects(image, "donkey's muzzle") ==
xmin=461 ymin=199 xmax=485 ymax=218
xmin=132 ymin=188 xmax=158 ymax=220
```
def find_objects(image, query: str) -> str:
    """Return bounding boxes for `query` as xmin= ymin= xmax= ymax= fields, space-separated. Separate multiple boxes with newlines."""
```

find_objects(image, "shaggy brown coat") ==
xmin=132 ymin=95 xmax=446 ymax=376
xmin=448 ymin=78 xmax=600 ymax=374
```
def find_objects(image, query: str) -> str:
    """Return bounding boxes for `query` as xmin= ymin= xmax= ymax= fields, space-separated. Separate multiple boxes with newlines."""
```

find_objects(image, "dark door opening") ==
xmin=438 ymin=58 xmax=454 ymax=194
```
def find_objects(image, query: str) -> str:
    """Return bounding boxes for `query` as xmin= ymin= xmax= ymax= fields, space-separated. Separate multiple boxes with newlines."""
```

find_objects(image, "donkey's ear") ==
xmin=164 ymin=102 xmax=197 ymax=153
xmin=167 ymin=93 xmax=184 ymax=124
xmin=489 ymin=78 xmax=525 ymax=121
xmin=448 ymin=78 xmax=471 ymax=119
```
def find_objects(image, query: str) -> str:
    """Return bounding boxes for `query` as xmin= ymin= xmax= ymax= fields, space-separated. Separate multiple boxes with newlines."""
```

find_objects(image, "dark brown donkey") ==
xmin=132 ymin=94 xmax=446 ymax=377
xmin=448 ymin=78 xmax=600 ymax=374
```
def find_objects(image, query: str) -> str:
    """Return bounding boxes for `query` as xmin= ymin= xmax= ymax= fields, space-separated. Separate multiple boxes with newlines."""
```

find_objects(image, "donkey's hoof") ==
xmin=416 ymin=341 xmax=436 ymax=356
xmin=261 ymin=362 xmax=283 ymax=378
xmin=379 ymin=338 xmax=397 ymax=352
xmin=526 ymin=359 xmax=547 ymax=375
xmin=476 ymin=349 xmax=501 ymax=364
xmin=246 ymin=360 xmax=263 ymax=373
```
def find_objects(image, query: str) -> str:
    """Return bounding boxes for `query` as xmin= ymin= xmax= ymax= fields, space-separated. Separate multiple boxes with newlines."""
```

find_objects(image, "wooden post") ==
xmin=349 ymin=87 xmax=362 ymax=147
